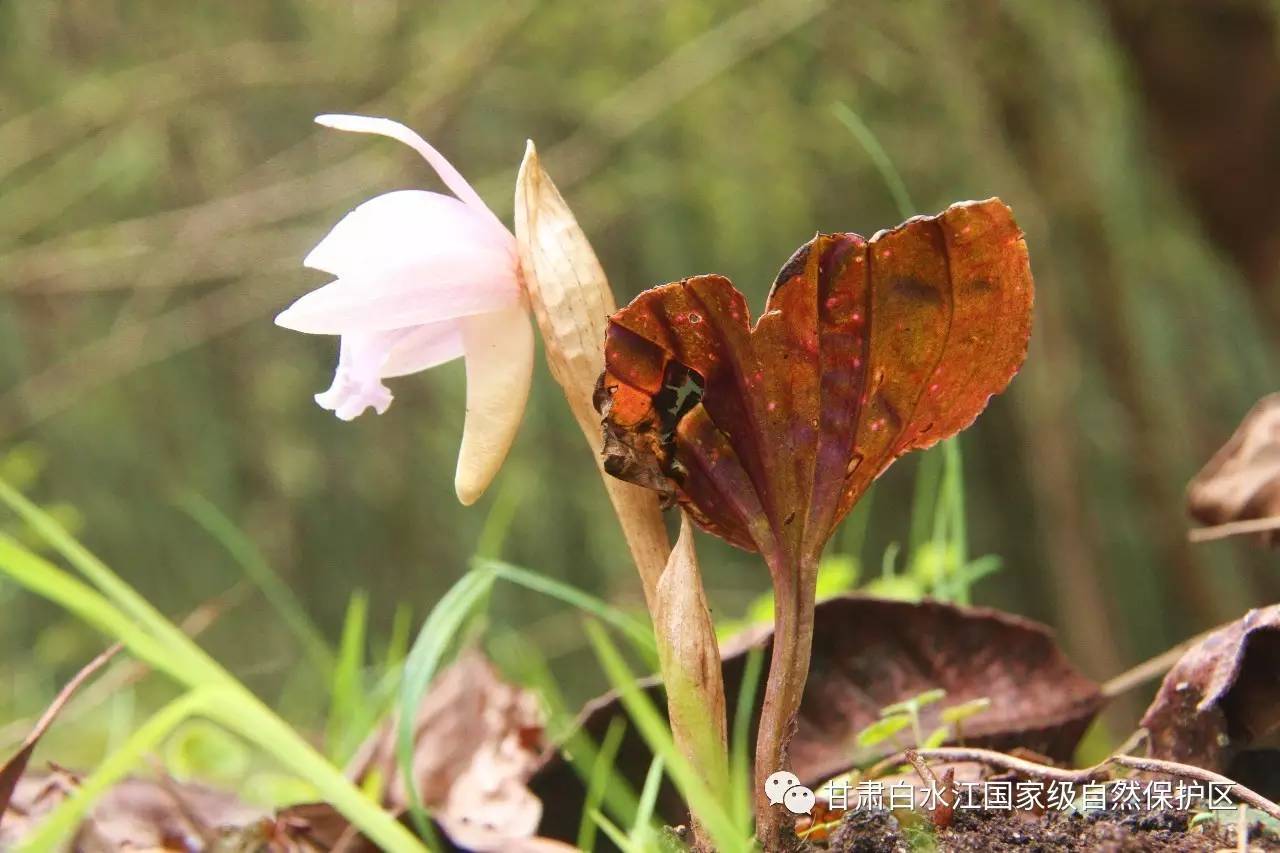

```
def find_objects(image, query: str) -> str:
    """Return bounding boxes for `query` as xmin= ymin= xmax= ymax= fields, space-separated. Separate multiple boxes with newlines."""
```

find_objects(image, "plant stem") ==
xmin=753 ymin=551 xmax=818 ymax=848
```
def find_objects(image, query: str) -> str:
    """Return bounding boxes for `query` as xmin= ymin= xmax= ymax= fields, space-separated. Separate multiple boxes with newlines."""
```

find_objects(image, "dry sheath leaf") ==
xmin=515 ymin=141 xmax=730 ymax=850
xmin=513 ymin=139 xmax=669 ymax=605
xmin=651 ymin=515 xmax=729 ymax=804
xmin=1187 ymin=392 xmax=1280 ymax=546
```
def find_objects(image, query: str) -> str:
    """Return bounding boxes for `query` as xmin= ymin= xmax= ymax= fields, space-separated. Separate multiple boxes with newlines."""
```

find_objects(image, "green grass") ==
xmin=0 ymin=479 xmax=425 ymax=852
xmin=175 ymin=493 xmax=335 ymax=680
xmin=585 ymin=619 xmax=753 ymax=853
xmin=576 ymin=715 xmax=629 ymax=851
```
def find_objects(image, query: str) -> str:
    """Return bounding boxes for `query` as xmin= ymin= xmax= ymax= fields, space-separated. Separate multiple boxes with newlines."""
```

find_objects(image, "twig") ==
xmin=1188 ymin=516 xmax=1280 ymax=543
xmin=1109 ymin=755 xmax=1280 ymax=824
xmin=905 ymin=749 xmax=955 ymax=828
xmin=1 ymin=644 xmax=121 ymax=815
xmin=16 ymin=644 xmax=122 ymax=753
xmin=910 ymin=747 xmax=1100 ymax=784
xmin=0 ymin=585 xmax=245 ymax=751
xmin=906 ymin=747 xmax=1280 ymax=823
xmin=904 ymin=748 xmax=943 ymax=790
xmin=1102 ymin=628 xmax=1215 ymax=698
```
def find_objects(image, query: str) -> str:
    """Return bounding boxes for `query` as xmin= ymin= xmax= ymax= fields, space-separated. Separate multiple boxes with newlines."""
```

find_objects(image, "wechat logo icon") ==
xmin=764 ymin=770 xmax=815 ymax=815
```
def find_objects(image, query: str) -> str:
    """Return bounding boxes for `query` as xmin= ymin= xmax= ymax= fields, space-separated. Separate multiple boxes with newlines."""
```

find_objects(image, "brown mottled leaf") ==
xmin=1141 ymin=604 xmax=1280 ymax=795
xmin=1187 ymin=393 xmax=1280 ymax=546
xmin=528 ymin=596 xmax=1102 ymax=842
xmin=596 ymin=198 xmax=1033 ymax=568
xmin=596 ymin=200 xmax=1034 ymax=842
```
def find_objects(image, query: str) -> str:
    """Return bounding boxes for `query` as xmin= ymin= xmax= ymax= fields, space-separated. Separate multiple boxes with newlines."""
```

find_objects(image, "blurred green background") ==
xmin=2 ymin=0 xmax=1277 ymax=770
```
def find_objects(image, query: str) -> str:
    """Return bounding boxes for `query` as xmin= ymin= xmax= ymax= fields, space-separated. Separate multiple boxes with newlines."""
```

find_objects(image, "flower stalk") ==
xmin=753 ymin=551 xmax=817 ymax=845
xmin=513 ymin=142 xmax=729 ymax=845
xmin=512 ymin=141 xmax=670 ymax=605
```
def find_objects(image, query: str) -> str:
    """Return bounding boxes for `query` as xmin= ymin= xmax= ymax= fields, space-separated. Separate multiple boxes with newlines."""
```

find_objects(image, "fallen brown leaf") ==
xmin=73 ymin=777 xmax=263 ymax=852
xmin=1141 ymin=604 xmax=1280 ymax=796
xmin=529 ymin=595 xmax=1102 ymax=841
xmin=0 ymin=766 xmax=78 ymax=849
xmin=1187 ymin=393 xmax=1280 ymax=546
xmin=343 ymin=649 xmax=552 ymax=851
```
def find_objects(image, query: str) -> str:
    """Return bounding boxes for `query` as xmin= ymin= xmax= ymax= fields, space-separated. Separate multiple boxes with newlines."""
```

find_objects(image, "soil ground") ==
xmin=822 ymin=807 xmax=1280 ymax=852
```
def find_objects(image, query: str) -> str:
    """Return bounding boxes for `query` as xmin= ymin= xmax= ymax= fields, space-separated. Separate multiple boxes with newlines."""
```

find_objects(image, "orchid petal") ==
xmin=381 ymin=321 xmax=465 ymax=378
xmin=315 ymin=114 xmax=504 ymax=231
xmin=303 ymin=190 xmax=513 ymax=279
xmin=275 ymin=259 xmax=520 ymax=335
xmin=454 ymin=303 xmax=534 ymax=505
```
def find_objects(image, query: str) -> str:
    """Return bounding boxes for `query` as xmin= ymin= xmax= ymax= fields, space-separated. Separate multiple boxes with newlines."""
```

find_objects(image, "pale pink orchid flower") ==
xmin=276 ymin=114 xmax=533 ymax=504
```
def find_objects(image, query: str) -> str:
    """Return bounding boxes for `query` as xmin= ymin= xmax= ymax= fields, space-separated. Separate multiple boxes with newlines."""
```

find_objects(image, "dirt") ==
xmin=822 ymin=807 xmax=1280 ymax=852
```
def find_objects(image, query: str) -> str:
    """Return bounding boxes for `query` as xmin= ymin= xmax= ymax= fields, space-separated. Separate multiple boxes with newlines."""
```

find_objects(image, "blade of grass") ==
xmin=175 ymin=492 xmax=334 ymax=678
xmin=630 ymin=754 xmax=665 ymax=847
xmin=359 ymin=602 xmax=416 ymax=725
xmin=584 ymin=620 xmax=746 ymax=853
xmin=832 ymin=101 xmax=915 ymax=219
xmin=328 ymin=590 xmax=369 ymax=762
xmin=203 ymin=690 xmax=430 ymax=853
xmin=384 ymin=601 xmax=413 ymax=669
xmin=730 ymin=646 xmax=765 ymax=834
xmin=477 ymin=558 xmax=656 ymax=659
xmin=0 ymin=480 xmax=222 ymax=683
xmin=833 ymin=102 xmax=972 ymax=580
xmin=398 ymin=566 xmax=497 ymax=837
xmin=909 ymin=451 xmax=943 ymax=556
xmin=836 ymin=490 xmax=874 ymax=564
xmin=0 ymin=536 xmax=180 ymax=680
xmin=592 ymin=809 xmax=641 ymax=853
xmin=576 ymin=715 xmax=628 ymax=852
xmin=940 ymin=440 xmax=972 ymax=603
xmin=474 ymin=473 xmax=525 ymax=560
